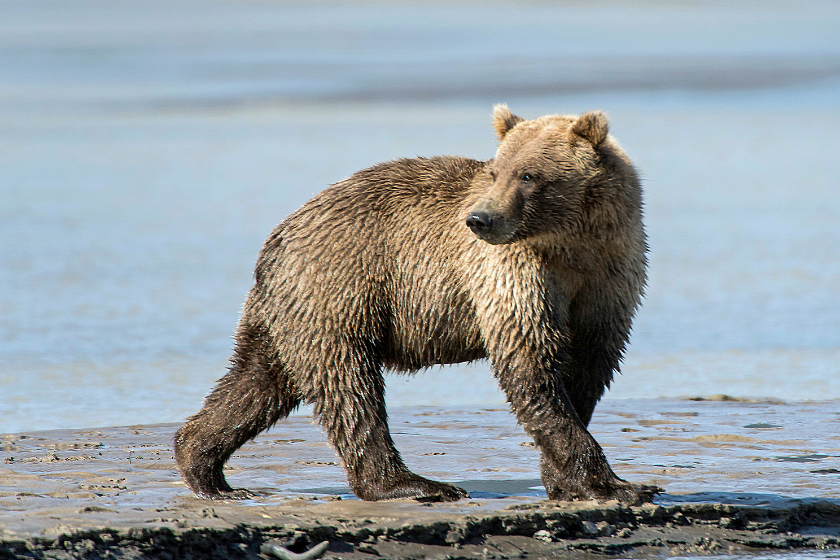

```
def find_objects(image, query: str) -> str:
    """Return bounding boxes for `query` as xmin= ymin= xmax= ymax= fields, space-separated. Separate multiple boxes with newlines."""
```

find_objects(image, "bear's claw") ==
xmin=544 ymin=479 xmax=661 ymax=505
xmin=352 ymin=472 xmax=468 ymax=502
xmin=200 ymin=487 xmax=261 ymax=501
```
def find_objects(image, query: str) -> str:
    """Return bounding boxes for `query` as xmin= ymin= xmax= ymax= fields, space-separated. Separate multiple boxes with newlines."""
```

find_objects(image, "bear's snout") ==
xmin=466 ymin=204 xmax=518 ymax=244
xmin=466 ymin=211 xmax=494 ymax=235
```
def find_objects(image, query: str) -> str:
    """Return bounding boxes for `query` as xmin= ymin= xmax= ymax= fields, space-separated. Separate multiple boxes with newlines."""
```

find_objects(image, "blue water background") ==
xmin=1 ymin=1 xmax=839 ymax=432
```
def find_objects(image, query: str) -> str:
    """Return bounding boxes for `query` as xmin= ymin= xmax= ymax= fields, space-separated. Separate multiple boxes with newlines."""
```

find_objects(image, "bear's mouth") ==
xmin=474 ymin=233 xmax=507 ymax=245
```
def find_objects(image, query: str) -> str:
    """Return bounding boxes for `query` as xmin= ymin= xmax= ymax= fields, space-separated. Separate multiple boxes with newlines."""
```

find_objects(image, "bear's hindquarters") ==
xmin=173 ymin=322 xmax=301 ymax=499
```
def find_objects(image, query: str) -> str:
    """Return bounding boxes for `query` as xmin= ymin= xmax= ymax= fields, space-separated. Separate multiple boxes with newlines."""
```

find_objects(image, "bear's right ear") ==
xmin=493 ymin=104 xmax=525 ymax=140
xmin=570 ymin=110 xmax=609 ymax=148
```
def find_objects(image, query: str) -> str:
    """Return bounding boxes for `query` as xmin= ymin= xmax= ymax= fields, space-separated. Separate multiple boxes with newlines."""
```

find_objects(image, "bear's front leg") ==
xmin=495 ymin=361 xmax=651 ymax=504
xmin=537 ymin=438 xmax=657 ymax=504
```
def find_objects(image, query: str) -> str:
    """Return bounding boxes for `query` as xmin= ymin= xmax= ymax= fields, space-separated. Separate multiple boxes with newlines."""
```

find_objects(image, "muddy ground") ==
xmin=2 ymin=399 xmax=839 ymax=559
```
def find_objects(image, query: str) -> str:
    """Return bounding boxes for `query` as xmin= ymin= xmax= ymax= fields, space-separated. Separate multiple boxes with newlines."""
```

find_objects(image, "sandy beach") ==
xmin=2 ymin=399 xmax=839 ymax=558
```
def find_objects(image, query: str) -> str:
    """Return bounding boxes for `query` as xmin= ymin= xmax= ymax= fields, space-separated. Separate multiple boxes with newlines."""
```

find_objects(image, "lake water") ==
xmin=1 ymin=0 xmax=840 ymax=433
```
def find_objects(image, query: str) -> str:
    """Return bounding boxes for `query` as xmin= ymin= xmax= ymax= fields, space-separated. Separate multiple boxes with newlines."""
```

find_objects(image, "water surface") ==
xmin=1 ymin=1 xmax=839 ymax=433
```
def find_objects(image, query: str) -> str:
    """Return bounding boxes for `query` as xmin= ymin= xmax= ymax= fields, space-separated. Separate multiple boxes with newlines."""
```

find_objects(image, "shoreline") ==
xmin=3 ymin=494 xmax=840 ymax=559
xmin=3 ymin=400 xmax=840 ymax=558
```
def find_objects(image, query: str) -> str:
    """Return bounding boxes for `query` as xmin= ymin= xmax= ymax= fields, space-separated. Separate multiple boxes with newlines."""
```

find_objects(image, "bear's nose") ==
xmin=466 ymin=211 xmax=493 ymax=234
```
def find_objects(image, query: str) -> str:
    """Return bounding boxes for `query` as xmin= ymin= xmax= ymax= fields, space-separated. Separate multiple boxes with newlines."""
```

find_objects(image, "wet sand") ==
xmin=2 ymin=399 xmax=839 ymax=558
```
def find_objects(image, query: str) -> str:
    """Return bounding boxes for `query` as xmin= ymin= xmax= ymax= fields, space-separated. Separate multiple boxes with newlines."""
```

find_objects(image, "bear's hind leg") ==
xmin=174 ymin=323 xmax=300 ymax=499
xmin=312 ymin=353 xmax=467 ymax=502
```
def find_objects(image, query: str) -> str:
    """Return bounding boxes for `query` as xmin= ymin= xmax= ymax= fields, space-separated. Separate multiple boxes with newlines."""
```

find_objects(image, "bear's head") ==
xmin=466 ymin=105 xmax=637 ymax=246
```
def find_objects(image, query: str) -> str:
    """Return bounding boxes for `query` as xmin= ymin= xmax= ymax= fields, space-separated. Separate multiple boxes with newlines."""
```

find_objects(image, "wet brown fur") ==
xmin=174 ymin=105 xmax=649 ymax=503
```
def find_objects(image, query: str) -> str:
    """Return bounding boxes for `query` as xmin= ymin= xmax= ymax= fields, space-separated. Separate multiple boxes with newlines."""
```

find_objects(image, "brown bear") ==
xmin=174 ymin=105 xmax=650 ymax=504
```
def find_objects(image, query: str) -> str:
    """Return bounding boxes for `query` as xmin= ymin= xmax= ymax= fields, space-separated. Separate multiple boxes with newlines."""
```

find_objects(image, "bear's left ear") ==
xmin=493 ymin=104 xmax=525 ymax=140
xmin=570 ymin=110 xmax=609 ymax=148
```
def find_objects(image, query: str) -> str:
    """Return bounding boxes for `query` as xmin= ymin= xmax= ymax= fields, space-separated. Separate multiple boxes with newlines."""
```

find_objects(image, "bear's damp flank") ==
xmin=174 ymin=105 xmax=649 ymax=504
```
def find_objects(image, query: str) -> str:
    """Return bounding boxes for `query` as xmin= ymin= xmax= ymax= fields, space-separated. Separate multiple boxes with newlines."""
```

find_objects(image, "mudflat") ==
xmin=2 ymin=399 xmax=839 ymax=558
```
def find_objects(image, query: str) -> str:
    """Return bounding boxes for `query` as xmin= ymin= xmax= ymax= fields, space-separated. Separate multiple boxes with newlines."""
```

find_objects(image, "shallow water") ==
xmin=1 ymin=1 xmax=840 ymax=433
xmin=3 ymin=399 xmax=839 ymax=507
xmin=2 ymin=403 xmax=839 ymax=558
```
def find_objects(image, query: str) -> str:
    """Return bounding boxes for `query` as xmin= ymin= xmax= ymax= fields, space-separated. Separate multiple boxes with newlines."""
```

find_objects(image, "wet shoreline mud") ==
xmin=2 ymin=399 xmax=839 ymax=558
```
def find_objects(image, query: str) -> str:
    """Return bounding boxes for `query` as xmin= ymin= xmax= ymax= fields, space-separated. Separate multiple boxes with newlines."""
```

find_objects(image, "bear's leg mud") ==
xmin=539 ymin=452 xmax=657 ymax=505
xmin=313 ymin=357 xmax=467 ymax=502
xmin=174 ymin=323 xmax=301 ymax=499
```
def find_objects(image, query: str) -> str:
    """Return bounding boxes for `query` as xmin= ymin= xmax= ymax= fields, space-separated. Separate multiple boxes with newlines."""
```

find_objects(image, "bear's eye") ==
xmin=522 ymin=173 xmax=534 ymax=182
